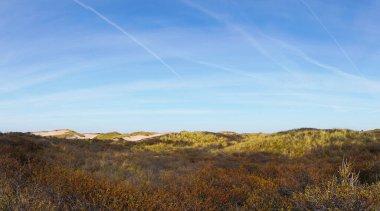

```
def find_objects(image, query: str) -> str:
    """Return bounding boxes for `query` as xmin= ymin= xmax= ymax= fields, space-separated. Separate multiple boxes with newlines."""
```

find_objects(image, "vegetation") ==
xmin=94 ymin=131 xmax=158 ymax=140
xmin=126 ymin=131 xmax=156 ymax=137
xmin=0 ymin=128 xmax=379 ymax=210
xmin=94 ymin=132 xmax=123 ymax=140
xmin=59 ymin=130 xmax=85 ymax=139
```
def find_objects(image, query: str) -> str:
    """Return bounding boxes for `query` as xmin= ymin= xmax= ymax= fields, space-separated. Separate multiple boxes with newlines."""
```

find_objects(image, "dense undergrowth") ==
xmin=0 ymin=129 xmax=379 ymax=210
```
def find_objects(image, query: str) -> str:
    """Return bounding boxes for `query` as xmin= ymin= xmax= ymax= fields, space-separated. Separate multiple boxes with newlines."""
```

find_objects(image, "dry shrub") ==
xmin=292 ymin=160 xmax=380 ymax=210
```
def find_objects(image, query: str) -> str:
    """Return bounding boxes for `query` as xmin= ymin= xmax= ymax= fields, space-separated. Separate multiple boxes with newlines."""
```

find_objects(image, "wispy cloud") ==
xmin=0 ymin=77 xmax=250 ymax=107
xmin=181 ymin=0 xmax=298 ymax=77
xmin=265 ymin=36 xmax=380 ymax=92
xmin=182 ymin=56 xmax=263 ymax=80
xmin=298 ymin=0 xmax=362 ymax=75
xmin=73 ymin=0 xmax=182 ymax=79
xmin=180 ymin=0 xmax=373 ymax=89
xmin=0 ymin=61 xmax=88 ymax=93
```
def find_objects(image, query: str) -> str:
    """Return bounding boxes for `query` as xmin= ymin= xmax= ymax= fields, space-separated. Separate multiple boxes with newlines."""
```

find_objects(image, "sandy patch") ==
xmin=122 ymin=133 xmax=168 ymax=142
xmin=79 ymin=134 xmax=98 ymax=139
xmin=32 ymin=130 xmax=71 ymax=137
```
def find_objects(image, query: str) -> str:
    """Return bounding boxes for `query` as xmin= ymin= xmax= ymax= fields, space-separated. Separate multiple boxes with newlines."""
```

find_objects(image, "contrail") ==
xmin=298 ymin=0 xmax=361 ymax=75
xmin=267 ymin=36 xmax=380 ymax=92
xmin=72 ymin=0 xmax=182 ymax=79
xmin=181 ymin=0 xmax=297 ymax=77
xmin=223 ymin=1 xmax=374 ymax=91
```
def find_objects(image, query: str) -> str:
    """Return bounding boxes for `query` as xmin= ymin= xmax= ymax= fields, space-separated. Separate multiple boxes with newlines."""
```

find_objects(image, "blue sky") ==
xmin=1 ymin=0 xmax=380 ymax=133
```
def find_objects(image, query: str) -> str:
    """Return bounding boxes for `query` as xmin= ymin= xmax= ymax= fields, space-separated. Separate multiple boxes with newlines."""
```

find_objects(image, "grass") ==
xmin=125 ymin=131 xmax=157 ymax=137
xmin=227 ymin=129 xmax=377 ymax=156
xmin=0 ymin=129 xmax=379 ymax=210
xmin=94 ymin=132 xmax=123 ymax=140
xmin=94 ymin=131 xmax=158 ymax=140
xmin=54 ymin=129 xmax=85 ymax=139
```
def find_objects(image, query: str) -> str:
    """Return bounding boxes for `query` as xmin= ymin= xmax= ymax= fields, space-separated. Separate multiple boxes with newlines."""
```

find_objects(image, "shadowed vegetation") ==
xmin=0 ymin=129 xmax=379 ymax=210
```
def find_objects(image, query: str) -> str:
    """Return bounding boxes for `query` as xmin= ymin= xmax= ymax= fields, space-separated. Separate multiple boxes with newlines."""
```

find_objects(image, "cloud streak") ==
xmin=181 ymin=0 xmax=297 ymax=77
xmin=73 ymin=0 xmax=182 ymax=79
xmin=265 ymin=36 xmax=380 ymax=92
xmin=182 ymin=56 xmax=263 ymax=80
xmin=298 ymin=0 xmax=362 ymax=75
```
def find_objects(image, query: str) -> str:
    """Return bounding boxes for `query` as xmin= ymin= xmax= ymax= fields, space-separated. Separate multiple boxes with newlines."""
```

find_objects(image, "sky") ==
xmin=1 ymin=0 xmax=380 ymax=133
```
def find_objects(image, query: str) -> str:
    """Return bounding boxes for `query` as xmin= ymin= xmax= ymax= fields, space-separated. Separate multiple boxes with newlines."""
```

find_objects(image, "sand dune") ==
xmin=80 ymin=134 xmax=98 ymax=139
xmin=32 ymin=130 xmax=167 ymax=142
xmin=32 ymin=129 xmax=72 ymax=137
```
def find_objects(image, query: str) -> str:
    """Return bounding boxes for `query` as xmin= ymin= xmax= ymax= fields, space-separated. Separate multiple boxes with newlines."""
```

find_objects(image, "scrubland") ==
xmin=1 ymin=129 xmax=380 ymax=210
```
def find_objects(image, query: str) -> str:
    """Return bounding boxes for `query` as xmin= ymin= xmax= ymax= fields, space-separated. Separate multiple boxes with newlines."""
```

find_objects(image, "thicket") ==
xmin=0 ymin=129 xmax=379 ymax=210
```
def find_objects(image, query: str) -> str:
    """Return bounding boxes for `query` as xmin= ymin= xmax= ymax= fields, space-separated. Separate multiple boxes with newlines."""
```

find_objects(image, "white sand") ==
xmin=32 ymin=130 xmax=71 ymax=137
xmin=122 ymin=133 xmax=168 ymax=142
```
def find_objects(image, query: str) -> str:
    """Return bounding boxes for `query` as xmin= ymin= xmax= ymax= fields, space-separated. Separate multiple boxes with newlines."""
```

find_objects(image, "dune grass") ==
xmin=54 ymin=130 xmax=85 ymax=139
xmin=94 ymin=132 xmax=124 ymax=140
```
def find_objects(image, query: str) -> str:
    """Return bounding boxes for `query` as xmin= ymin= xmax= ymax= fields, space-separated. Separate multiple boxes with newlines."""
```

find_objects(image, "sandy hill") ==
xmin=32 ymin=129 xmax=167 ymax=142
